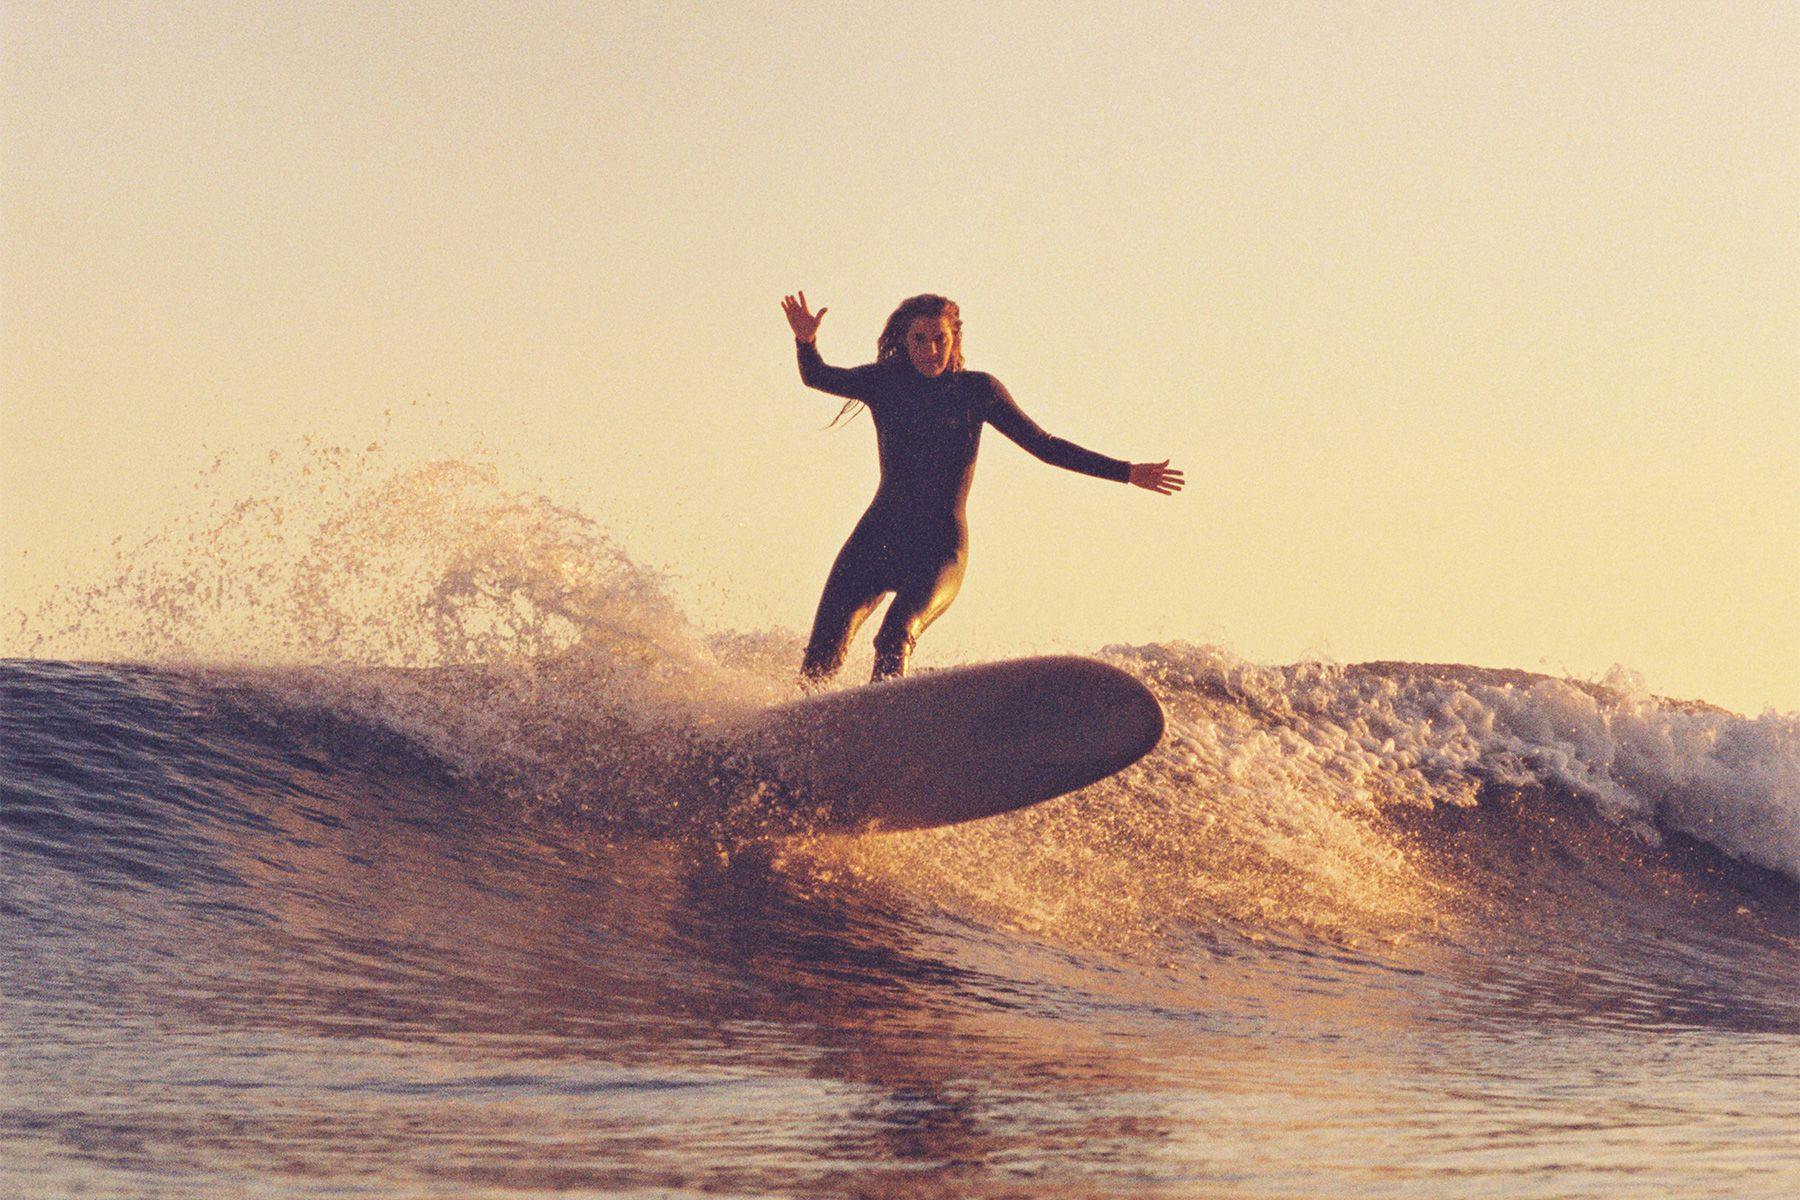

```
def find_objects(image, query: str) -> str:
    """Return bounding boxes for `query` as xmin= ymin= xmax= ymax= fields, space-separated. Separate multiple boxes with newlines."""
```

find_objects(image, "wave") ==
xmin=5 ymin=453 xmax=1794 ymax=970
xmin=5 ymin=645 xmax=1793 ymax=930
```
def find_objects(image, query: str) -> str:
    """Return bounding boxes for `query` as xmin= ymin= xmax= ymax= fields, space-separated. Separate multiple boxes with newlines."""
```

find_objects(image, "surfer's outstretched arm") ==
xmin=782 ymin=291 xmax=880 ymax=401
xmin=983 ymin=376 xmax=1185 ymax=494
xmin=794 ymin=341 xmax=884 ymax=401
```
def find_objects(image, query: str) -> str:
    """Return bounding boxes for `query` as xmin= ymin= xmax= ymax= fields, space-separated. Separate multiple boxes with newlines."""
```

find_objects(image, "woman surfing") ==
xmin=781 ymin=291 xmax=1184 ymax=685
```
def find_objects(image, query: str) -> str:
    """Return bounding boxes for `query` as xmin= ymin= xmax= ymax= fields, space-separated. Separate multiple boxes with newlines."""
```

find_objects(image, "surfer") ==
xmin=781 ymin=291 xmax=1184 ymax=684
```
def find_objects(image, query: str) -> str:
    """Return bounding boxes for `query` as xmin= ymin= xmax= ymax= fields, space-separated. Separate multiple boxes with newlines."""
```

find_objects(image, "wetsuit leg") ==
xmin=800 ymin=536 xmax=892 ymax=682
xmin=870 ymin=551 xmax=966 ymax=681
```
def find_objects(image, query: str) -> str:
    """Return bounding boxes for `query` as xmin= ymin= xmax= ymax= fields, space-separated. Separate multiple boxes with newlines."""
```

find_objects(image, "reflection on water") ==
xmin=4 ymin=661 xmax=1799 ymax=1198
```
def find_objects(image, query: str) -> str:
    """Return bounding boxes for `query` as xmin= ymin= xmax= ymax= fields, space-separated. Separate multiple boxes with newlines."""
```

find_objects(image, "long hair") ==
xmin=829 ymin=294 xmax=964 ymax=427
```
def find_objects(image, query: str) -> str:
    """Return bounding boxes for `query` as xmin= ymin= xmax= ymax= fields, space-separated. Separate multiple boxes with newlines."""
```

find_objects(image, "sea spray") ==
xmin=10 ymin=443 xmax=787 ymax=831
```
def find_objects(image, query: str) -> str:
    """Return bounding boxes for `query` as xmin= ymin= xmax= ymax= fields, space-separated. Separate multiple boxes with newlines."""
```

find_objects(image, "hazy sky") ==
xmin=4 ymin=1 xmax=1796 ymax=712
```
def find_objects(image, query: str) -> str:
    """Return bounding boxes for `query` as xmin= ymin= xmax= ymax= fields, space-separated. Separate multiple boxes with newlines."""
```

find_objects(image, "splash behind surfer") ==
xmin=781 ymin=291 xmax=1183 ymax=685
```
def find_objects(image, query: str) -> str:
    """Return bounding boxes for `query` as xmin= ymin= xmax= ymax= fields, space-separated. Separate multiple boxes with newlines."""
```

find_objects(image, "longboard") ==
xmin=724 ymin=655 xmax=1164 ymax=834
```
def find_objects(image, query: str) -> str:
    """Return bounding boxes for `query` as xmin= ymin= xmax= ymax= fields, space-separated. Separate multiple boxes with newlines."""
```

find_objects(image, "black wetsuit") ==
xmin=795 ymin=339 xmax=1130 ymax=681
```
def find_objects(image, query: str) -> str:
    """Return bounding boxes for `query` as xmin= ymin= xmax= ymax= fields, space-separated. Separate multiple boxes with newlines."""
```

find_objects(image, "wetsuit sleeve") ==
xmin=795 ymin=340 xmax=884 ymax=406
xmin=982 ymin=375 xmax=1131 ymax=483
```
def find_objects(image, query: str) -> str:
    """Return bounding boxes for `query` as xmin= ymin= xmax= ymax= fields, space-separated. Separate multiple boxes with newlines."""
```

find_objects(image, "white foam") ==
xmin=1114 ymin=643 xmax=1800 ymax=883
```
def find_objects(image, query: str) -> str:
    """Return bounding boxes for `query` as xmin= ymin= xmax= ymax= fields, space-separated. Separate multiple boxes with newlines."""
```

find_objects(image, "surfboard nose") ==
xmin=986 ymin=656 xmax=1165 ymax=773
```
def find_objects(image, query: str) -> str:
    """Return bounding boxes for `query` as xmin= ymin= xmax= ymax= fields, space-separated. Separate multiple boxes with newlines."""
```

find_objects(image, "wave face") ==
xmin=5 ymin=458 xmax=1798 ymax=1197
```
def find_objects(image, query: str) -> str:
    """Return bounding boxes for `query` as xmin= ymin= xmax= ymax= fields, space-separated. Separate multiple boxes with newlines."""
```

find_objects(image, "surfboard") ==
xmin=723 ymin=655 xmax=1164 ymax=835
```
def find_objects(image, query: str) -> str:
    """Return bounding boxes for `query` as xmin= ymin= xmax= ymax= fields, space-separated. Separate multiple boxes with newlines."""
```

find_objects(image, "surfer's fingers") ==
xmin=1146 ymin=466 xmax=1184 ymax=494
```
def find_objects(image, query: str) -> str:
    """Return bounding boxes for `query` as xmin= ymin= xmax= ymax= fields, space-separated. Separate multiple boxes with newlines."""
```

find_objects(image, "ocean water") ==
xmin=4 ymin=458 xmax=1798 ymax=1198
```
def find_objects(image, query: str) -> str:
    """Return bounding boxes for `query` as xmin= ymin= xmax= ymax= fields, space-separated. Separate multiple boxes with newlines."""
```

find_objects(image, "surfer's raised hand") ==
xmin=781 ymin=292 xmax=827 ymax=344
xmin=1129 ymin=460 xmax=1185 ymax=496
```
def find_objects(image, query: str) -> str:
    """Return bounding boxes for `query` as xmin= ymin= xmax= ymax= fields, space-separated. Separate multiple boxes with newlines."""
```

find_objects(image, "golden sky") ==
xmin=3 ymin=1 xmax=1796 ymax=712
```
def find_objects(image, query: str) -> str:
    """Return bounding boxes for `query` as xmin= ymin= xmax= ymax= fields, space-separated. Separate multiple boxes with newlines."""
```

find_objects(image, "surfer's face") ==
xmin=905 ymin=316 xmax=955 ymax=378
